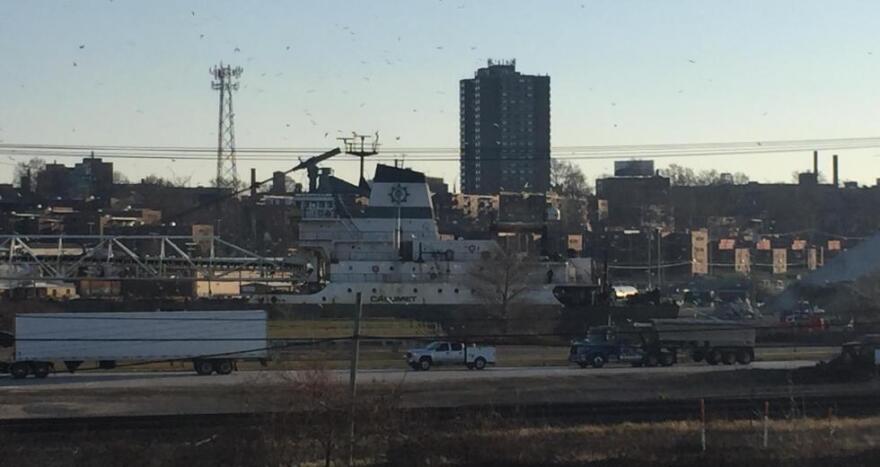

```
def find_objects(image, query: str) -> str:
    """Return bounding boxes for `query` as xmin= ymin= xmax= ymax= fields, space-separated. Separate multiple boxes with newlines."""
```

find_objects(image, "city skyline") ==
xmin=2 ymin=0 xmax=880 ymax=189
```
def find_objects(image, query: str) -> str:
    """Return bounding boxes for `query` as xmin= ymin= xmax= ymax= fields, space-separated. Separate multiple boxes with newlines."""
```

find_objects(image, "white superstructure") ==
xmin=247 ymin=165 xmax=585 ymax=309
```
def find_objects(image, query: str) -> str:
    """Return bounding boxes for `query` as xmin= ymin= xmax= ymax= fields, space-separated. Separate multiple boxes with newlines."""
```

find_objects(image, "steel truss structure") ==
xmin=0 ymin=235 xmax=305 ymax=283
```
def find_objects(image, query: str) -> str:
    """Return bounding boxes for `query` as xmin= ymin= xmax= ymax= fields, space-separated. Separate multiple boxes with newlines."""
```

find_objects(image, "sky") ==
xmin=1 ymin=0 xmax=879 ymax=189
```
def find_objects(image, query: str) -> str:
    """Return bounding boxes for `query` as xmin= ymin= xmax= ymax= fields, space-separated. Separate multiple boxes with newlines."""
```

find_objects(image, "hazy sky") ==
xmin=1 ymin=0 xmax=879 ymax=188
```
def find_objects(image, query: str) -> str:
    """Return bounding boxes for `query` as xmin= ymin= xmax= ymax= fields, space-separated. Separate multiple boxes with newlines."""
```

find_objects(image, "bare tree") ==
xmin=13 ymin=157 xmax=45 ymax=188
xmin=112 ymin=171 xmax=129 ymax=184
xmin=140 ymin=174 xmax=191 ymax=187
xmin=661 ymin=163 xmax=749 ymax=186
xmin=551 ymin=159 xmax=592 ymax=198
xmin=469 ymin=248 xmax=540 ymax=327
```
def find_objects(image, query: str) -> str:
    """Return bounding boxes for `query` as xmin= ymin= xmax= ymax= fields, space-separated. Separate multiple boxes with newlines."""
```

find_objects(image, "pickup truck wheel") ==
xmin=10 ymin=362 xmax=29 ymax=379
xmin=706 ymin=349 xmax=722 ymax=365
xmin=577 ymin=362 xmax=589 ymax=369
xmin=721 ymin=352 xmax=736 ymax=365
xmin=644 ymin=354 xmax=659 ymax=367
xmin=409 ymin=363 xmax=420 ymax=371
xmin=31 ymin=362 xmax=50 ymax=379
xmin=691 ymin=350 xmax=705 ymax=363
xmin=736 ymin=350 xmax=753 ymax=365
xmin=659 ymin=353 xmax=675 ymax=367
xmin=474 ymin=357 xmax=487 ymax=370
xmin=418 ymin=357 xmax=432 ymax=371
xmin=590 ymin=354 xmax=606 ymax=369
xmin=213 ymin=359 xmax=234 ymax=375
xmin=64 ymin=361 xmax=83 ymax=373
xmin=193 ymin=359 xmax=214 ymax=375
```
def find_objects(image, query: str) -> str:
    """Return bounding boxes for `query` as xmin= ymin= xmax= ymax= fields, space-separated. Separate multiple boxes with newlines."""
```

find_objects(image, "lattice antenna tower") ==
xmin=210 ymin=63 xmax=243 ymax=190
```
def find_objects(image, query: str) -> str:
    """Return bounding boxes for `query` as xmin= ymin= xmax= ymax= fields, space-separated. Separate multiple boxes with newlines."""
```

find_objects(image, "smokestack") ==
xmin=250 ymin=168 xmax=257 ymax=197
xmin=832 ymin=155 xmax=839 ymax=187
xmin=813 ymin=150 xmax=818 ymax=175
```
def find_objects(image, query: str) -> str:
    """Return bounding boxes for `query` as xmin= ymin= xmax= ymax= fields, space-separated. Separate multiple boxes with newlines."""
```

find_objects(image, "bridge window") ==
xmin=413 ymin=288 xmax=418 ymax=293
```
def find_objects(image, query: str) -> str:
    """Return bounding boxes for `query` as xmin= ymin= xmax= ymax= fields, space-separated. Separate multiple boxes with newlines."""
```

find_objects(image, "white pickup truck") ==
xmin=406 ymin=341 xmax=496 ymax=371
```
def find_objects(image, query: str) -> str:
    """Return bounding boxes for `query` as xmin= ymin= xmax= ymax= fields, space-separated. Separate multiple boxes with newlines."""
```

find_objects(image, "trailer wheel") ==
xmin=645 ymin=354 xmax=659 ymax=367
xmin=10 ymin=362 xmax=29 ymax=379
xmin=659 ymin=353 xmax=675 ymax=367
xmin=418 ymin=357 xmax=432 ymax=371
xmin=735 ymin=350 xmax=753 ymax=365
xmin=706 ymin=349 xmax=722 ymax=365
xmin=691 ymin=350 xmax=705 ymax=363
xmin=193 ymin=359 xmax=214 ymax=375
xmin=590 ymin=354 xmax=607 ymax=369
xmin=31 ymin=362 xmax=50 ymax=379
xmin=63 ymin=361 xmax=83 ymax=373
xmin=577 ymin=361 xmax=589 ymax=369
xmin=214 ymin=359 xmax=234 ymax=375
xmin=721 ymin=352 xmax=736 ymax=365
xmin=474 ymin=357 xmax=487 ymax=370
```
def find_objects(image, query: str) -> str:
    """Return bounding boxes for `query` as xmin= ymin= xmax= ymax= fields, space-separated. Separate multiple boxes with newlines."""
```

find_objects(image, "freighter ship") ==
xmin=244 ymin=164 xmax=586 ymax=315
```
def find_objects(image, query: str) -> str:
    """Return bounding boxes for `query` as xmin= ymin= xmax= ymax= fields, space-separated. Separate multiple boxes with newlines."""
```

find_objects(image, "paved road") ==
xmin=0 ymin=360 xmax=816 ymax=392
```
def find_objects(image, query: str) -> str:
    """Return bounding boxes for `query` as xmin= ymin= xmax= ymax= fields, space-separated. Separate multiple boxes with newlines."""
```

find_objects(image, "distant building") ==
xmin=34 ymin=154 xmax=113 ymax=204
xmin=614 ymin=160 xmax=654 ymax=177
xmin=595 ymin=174 xmax=672 ymax=230
xmin=459 ymin=59 xmax=550 ymax=194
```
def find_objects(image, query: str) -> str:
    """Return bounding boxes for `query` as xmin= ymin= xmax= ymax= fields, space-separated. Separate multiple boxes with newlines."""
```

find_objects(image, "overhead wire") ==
xmin=1 ymin=136 xmax=880 ymax=163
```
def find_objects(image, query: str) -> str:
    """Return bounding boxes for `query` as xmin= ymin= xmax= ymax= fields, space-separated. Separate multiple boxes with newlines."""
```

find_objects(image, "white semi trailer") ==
xmin=0 ymin=310 xmax=268 ymax=379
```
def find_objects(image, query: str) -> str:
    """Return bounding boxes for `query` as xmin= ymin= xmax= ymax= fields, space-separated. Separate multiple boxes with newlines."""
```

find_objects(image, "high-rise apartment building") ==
xmin=459 ymin=59 xmax=550 ymax=194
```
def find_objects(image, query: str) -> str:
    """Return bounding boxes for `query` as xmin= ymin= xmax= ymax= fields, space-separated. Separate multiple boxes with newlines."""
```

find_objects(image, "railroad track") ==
xmin=3 ymin=393 xmax=879 ymax=433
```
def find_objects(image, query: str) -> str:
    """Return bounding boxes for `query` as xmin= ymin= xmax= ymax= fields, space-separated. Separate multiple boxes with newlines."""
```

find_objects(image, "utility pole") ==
xmin=210 ymin=63 xmax=243 ymax=190
xmin=646 ymin=231 xmax=652 ymax=289
xmin=339 ymin=133 xmax=379 ymax=189
xmin=348 ymin=292 xmax=363 ymax=466
xmin=657 ymin=228 xmax=663 ymax=288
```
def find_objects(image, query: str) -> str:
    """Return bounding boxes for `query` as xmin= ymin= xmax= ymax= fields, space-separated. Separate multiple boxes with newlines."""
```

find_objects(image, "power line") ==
xmin=0 ymin=146 xmax=876 ymax=164
xmin=3 ymin=135 xmax=880 ymax=153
